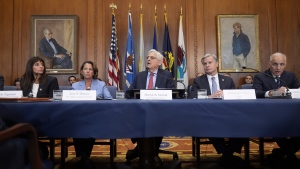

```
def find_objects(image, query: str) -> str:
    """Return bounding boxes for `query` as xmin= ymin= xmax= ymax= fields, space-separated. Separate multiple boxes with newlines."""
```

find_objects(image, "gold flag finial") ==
xmin=155 ymin=5 xmax=157 ymax=16
xmin=129 ymin=3 xmax=131 ymax=12
xmin=164 ymin=4 xmax=166 ymax=13
xmin=181 ymin=7 xmax=182 ymax=15
xmin=109 ymin=3 xmax=117 ymax=13
xmin=140 ymin=4 xmax=142 ymax=13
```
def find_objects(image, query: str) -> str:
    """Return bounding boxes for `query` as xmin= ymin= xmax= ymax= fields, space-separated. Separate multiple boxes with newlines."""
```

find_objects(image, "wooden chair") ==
xmin=0 ymin=123 xmax=53 ymax=169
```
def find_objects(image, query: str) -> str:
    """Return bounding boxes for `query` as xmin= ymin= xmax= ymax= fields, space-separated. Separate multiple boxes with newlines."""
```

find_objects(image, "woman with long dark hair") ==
xmin=21 ymin=57 xmax=59 ymax=98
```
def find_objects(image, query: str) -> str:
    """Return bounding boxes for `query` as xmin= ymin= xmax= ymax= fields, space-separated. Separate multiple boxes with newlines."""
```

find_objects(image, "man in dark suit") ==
xmin=190 ymin=53 xmax=247 ymax=166
xmin=125 ymin=49 xmax=175 ymax=162
xmin=253 ymin=52 xmax=300 ymax=165
xmin=39 ymin=28 xmax=72 ymax=69
xmin=0 ymin=74 xmax=3 ymax=91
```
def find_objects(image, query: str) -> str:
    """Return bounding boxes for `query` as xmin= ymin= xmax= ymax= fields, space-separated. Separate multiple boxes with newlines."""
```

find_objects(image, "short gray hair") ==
xmin=43 ymin=28 xmax=52 ymax=34
xmin=201 ymin=53 xmax=218 ymax=63
xmin=269 ymin=52 xmax=286 ymax=62
xmin=148 ymin=49 xmax=163 ymax=61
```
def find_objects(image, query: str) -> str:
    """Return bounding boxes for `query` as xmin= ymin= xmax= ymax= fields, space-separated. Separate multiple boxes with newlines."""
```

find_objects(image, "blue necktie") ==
xmin=276 ymin=76 xmax=281 ymax=89
xmin=211 ymin=77 xmax=217 ymax=94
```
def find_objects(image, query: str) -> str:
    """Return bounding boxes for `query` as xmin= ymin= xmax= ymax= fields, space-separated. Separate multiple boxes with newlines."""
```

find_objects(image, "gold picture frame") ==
xmin=30 ymin=15 xmax=78 ymax=74
xmin=217 ymin=15 xmax=259 ymax=72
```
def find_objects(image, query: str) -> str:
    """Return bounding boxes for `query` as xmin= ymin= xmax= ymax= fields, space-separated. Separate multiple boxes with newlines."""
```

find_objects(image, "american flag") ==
xmin=108 ymin=13 xmax=120 ymax=90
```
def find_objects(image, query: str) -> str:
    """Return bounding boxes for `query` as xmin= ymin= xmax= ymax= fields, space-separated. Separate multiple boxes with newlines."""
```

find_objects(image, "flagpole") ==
xmin=108 ymin=3 xmax=120 ymax=90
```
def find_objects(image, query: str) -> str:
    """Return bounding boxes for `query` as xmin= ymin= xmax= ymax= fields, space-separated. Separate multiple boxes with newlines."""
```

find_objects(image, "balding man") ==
xmin=39 ymin=28 xmax=72 ymax=69
xmin=253 ymin=52 xmax=300 ymax=166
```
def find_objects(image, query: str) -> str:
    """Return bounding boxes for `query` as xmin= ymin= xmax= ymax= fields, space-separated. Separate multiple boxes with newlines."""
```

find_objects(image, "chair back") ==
xmin=241 ymin=84 xmax=253 ymax=89
xmin=59 ymin=86 xmax=72 ymax=90
xmin=107 ymin=86 xmax=117 ymax=99
xmin=3 ymin=86 xmax=18 ymax=90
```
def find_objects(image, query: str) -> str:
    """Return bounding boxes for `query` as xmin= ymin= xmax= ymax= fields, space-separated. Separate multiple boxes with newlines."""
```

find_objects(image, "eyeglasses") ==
xmin=147 ymin=56 xmax=157 ymax=60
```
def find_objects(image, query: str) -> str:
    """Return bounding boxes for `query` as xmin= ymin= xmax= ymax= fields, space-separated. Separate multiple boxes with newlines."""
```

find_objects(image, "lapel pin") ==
xmin=222 ymin=79 xmax=224 ymax=81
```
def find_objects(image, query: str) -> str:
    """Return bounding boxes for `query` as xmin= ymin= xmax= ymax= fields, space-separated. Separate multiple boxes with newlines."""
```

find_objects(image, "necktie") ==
xmin=148 ymin=73 xmax=154 ymax=89
xmin=276 ymin=76 xmax=281 ymax=89
xmin=211 ymin=77 xmax=217 ymax=94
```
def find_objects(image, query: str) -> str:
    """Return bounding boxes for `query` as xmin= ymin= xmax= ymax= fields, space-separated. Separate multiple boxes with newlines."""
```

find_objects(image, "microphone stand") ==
xmin=176 ymin=79 xmax=188 ymax=99
xmin=242 ymin=66 xmax=292 ymax=99
xmin=151 ymin=71 xmax=188 ymax=99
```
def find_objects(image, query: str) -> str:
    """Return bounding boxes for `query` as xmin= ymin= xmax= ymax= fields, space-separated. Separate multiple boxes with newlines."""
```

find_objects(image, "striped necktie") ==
xmin=211 ymin=77 xmax=217 ymax=94
xmin=275 ymin=76 xmax=281 ymax=89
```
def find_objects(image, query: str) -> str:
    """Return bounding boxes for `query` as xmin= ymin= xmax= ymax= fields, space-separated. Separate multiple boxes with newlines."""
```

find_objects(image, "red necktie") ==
xmin=148 ymin=73 xmax=154 ymax=89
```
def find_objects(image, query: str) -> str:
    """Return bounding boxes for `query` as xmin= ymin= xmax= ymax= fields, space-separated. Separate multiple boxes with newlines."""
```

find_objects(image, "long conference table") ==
xmin=1 ymin=98 xmax=300 ymax=168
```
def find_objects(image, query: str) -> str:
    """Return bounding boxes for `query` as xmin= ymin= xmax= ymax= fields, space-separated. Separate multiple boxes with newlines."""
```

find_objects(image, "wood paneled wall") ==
xmin=0 ymin=0 xmax=299 ymax=88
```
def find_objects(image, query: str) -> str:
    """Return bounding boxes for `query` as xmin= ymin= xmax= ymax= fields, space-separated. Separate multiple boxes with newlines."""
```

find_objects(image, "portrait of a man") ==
xmin=39 ymin=28 xmax=73 ymax=69
xmin=217 ymin=15 xmax=259 ymax=72
xmin=232 ymin=22 xmax=251 ymax=70
xmin=31 ymin=15 xmax=78 ymax=74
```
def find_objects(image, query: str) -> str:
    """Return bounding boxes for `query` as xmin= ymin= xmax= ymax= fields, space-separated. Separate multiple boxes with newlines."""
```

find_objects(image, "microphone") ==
xmin=242 ymin=66 xmax=292 ymax=99
xmin=150 ymin=70 xmax=187 ymax=99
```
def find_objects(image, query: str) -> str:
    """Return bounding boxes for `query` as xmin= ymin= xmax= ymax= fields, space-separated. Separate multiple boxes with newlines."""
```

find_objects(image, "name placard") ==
xmin=223 ymin=89 xmax=256 ymax=100
xmin=62 ymin=90 xmax=96 ymax=100
xmin=289 ymin=89 xmax=300 ymax=99
xmin=0 ymin=91 xmax=23 ymax=98
xmin=140 ymin=90 xmax=172 ymax=100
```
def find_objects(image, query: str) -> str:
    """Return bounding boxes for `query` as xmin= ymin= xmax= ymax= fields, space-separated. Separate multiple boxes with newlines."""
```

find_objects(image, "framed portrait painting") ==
xmin=217 ymin=15 xmax=259 ymax=72
xmin=30 ymin=15 xmax=78 ymax=74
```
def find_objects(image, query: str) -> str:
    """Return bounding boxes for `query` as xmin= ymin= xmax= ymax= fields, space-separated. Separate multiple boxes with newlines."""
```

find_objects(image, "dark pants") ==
xmin=131 ymin=137 xmax=163 ymax=155
xmin=73 ymin=138 xmax=95 ymax=157
xmin=209 ymin=137 xmax=248 ymax=155
xmin=274 ymin=137 xmax=300 ymax=154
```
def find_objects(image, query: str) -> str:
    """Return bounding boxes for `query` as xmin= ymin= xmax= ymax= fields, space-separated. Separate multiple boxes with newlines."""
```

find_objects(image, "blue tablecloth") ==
xmin=0 ymin=99 xmax=300 ymax=138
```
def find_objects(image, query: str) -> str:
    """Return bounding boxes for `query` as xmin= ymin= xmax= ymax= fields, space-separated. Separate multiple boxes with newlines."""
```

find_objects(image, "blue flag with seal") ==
xmin=124 ymin=11 xmax=135 ymax=89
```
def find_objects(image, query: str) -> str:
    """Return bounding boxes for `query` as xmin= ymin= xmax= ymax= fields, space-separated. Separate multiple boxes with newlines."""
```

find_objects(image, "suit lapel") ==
xmin=141 ymin=71 xmax=148 ymax=89
xmin=218 ymin=74 xmax=226 ymax=90
xmin=202 ymin=75 xmax=211 ymax=95
xmin=265 ymin=70 xmax=277 ymax=89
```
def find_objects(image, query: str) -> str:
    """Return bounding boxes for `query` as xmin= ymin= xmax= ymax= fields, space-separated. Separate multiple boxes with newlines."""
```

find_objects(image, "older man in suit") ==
xmin=39 ymin=28 xmax=72 ymax=69
xmin=125 ymin=49 xmax=175 ymax=162
xmin=190 ymin=53 xmax=247 ymax=167
xmin=253 ymin=52 xmax=300 ymax=166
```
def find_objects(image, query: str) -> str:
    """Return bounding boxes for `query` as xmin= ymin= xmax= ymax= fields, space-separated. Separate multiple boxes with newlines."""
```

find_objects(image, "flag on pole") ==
xmin=107 ymin=13 xmax=120 ymax=90
xmin=124 ymin=11 xmax=136 ymax=89
xmin=153 ymin=10 xmax=158 ymax=50
xmin=162 ymin=13 xmax=175 ymax=78
xmin=177 ymin=13 xmax=188 ymax=89
xmin=138 ymin=8 xmax=145 ymax=72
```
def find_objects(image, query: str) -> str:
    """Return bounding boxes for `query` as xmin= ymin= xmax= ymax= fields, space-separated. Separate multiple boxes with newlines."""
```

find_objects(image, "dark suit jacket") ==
xmin=39 ymin=37 xmax=72 ymax=69
xmin=128 ymin=69 xmax=175 ymax=90
xmin=253 ymin=69 xmax=300 ymax=98
xmin=0 ymin=75 xmax=3 ymax=91
xmin=190 ymin=74 xmax=236 ymax=99
xmin=126 ymin=69 xmax=175 ymax=98
xmin=21 ymin=76 xmax=59 ymax=98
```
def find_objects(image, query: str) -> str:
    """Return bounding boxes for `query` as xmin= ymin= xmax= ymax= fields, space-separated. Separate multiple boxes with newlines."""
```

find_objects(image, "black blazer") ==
xmin=21 ymin=76 xmax=59 ymax=98
xmin=190 ymin=74 xmax=236 ymax=99
xmin=128 ymin=69 xmax=175 ymax=90
xmin=253 ymin=69 xmax=300 ymax=98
